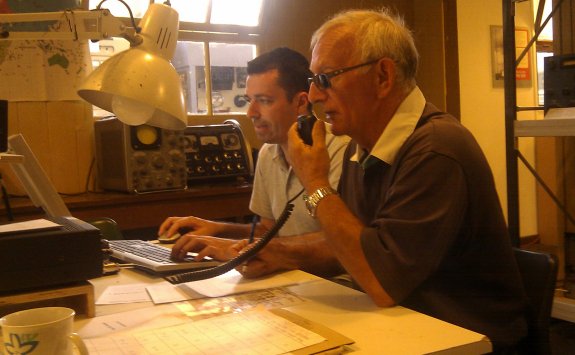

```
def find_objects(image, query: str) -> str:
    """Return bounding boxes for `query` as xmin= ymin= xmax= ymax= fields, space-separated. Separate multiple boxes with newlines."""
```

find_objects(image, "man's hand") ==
xmin=171 ymin=234 xmax=248 ymax=261
xmin=287 ymin=120 xmax=331 ymax=193
xmin=158 ymin=216 xmax=220 ymax=240
xmin=236 ymin=240 xmax=298 ymax=278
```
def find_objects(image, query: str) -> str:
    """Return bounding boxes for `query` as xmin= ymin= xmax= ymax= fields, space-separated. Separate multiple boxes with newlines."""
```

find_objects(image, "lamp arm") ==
xmin=0 ymin=9 xmax=141 ymax=45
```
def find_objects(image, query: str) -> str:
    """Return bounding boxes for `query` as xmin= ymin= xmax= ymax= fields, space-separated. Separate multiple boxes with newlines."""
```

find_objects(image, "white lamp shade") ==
xmin=78 ymin=3 xmax=186 ymax=130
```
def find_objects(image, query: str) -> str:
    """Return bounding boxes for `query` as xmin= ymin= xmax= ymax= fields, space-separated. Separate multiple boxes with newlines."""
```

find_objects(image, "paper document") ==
xmin=179 ymin=269 xmax=318 ymax=298
xmin=174 ymin=288 xmax=306 ymax=321
xmin=78 ymin=304 xmax=187 ymax=338
xmin=146 ymin=269 xmax=318 ymax=304
xmin=95 ymin=283 xmax=152 ymax=304
xmin=84 ymin=308 xmax=325 ymax=355
xmin=146 ymin=281 xmax=203 ymax=304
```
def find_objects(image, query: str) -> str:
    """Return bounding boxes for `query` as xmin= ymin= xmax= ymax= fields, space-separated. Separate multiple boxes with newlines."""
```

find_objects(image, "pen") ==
xmin=248 ymin=215 xmax=258 ymax=243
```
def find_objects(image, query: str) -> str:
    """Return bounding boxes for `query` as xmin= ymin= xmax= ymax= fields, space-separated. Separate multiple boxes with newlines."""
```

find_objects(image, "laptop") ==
xmin=107 ymin=239 xmax=221 ymax=274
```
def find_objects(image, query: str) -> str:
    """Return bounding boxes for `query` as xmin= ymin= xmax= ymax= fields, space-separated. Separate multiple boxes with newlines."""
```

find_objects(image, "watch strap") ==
xmin=304 ymin=186 xmax=338 ymax=217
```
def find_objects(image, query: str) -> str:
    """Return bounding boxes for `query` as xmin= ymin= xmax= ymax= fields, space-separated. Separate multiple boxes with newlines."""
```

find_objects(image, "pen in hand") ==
xmin=248 ymin=215 xmax=259 ymax=243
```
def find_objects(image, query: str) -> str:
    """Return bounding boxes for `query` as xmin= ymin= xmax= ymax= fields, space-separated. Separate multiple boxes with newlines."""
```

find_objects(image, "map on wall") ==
xmin=0 ymin=0 xmax=92 ymax=101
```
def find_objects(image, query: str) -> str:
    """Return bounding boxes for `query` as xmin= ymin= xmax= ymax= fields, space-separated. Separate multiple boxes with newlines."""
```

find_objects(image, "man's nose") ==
xmin=247 ymin=100 xmax=259 ymax=119
xmin=308 ymin=82 xmax=326 ymax=104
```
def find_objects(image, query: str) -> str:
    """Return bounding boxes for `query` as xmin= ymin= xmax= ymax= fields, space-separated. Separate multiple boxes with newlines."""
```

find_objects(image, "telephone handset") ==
xmin=297 ymin=114 xmax=317 ymax=146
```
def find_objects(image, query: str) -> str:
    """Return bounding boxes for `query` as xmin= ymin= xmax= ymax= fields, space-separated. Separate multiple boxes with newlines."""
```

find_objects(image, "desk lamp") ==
xmin=0 ymin=2 xmax=186 ymax=130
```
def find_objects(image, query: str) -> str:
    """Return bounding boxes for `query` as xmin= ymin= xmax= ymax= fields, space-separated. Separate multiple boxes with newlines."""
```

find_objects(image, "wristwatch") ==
xmin=303 ymin=186 xmax=338 ymax=218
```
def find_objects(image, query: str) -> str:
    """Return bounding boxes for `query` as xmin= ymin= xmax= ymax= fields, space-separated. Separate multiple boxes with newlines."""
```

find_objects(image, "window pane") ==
xmin=88 ymin=0 xmax=148 ymax=18
xmin=537 ymin=52 xmax=553 ymax=106
xmin=534 ymin=0 xmax=553 ymax=41
xmin=172 ymin=42 xmax=207 ymax=114
xmin=164 ymin=0 xmax=209 ymax=23
xmin=211 ymin=0 xmax=263 ymax=26
xmin=209 ymin=43 xmax=256 ymax=114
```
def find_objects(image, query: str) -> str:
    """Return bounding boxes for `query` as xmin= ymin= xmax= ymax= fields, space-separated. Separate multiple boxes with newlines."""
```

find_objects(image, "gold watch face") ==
xmin=303 ymin=194 xmax=316 ymax=216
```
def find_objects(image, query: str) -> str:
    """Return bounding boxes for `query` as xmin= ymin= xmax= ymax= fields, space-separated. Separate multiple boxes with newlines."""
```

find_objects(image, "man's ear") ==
xmin=295 ymin=91 xmax=310 ymax=115
xmin=375 ymin=58 xmax=396 ymax=98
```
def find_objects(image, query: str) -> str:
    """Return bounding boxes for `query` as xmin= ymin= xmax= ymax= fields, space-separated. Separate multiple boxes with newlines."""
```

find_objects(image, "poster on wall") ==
xmin=0 ymin=0 xmax=91 ymax=101
xmin=490 ymin=25 xmax=532 ymax=88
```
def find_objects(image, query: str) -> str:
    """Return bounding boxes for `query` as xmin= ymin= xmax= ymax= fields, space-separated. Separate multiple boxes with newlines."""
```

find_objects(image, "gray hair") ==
xmin=311 ymin=8 xmax=419 ymax=91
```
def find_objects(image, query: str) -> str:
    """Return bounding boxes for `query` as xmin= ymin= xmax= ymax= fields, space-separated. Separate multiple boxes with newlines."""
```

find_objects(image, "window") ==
xmin=533 ymin=0 xmax=553 ymax=106
xmin=88 ymin=0 xmax=262 ymax=117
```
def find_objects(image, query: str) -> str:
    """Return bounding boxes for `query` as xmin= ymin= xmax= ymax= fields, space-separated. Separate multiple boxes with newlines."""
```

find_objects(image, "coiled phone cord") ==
xmin=164 ymin=189 xmax=304 ymax=284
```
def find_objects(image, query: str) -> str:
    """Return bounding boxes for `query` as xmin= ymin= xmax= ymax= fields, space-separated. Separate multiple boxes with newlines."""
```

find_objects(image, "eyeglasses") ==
xmin=308 ymin=58 xmax=381 ymax=90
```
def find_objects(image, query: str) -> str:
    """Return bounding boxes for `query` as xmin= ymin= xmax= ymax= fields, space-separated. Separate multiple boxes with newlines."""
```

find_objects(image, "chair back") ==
xmin=513 ymin=247 xmax=558 ymax=355
xmin=86 ymin=217 xmax=124 ymax=240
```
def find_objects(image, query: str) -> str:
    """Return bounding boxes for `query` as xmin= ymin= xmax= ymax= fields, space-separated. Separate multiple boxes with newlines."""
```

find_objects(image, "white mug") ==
xmin=0 ymin=307 xmax=88 ymax=355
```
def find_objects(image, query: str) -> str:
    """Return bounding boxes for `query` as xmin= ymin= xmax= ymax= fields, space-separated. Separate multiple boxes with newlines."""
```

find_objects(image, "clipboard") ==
xmin=270 ymin=309 xmax=355 ymax=354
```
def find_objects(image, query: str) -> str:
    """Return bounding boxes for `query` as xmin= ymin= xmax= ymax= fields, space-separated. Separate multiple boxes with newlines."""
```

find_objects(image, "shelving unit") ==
xmin=503 ymin=0 xmax=575 ymax=321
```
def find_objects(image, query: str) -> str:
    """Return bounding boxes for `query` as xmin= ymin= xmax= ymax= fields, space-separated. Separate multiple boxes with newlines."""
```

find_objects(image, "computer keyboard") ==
xmin=107 ymin=240 xmax=221 ymax=274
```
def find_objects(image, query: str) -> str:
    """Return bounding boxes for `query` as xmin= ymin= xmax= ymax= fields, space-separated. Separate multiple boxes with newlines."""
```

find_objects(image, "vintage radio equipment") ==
xmin=94 ymin=117 xmax=187 ymax=193
xmin=544 ymin=54 xmax=575 ymax=112
xmin=184 ymin=120 xmax=253 ymax=184
xmin=0 ymin=216 xmax=103 ymax=293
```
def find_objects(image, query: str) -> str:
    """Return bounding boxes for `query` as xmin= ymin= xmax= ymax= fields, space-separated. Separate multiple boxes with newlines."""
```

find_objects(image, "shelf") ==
xmin=514 ymin=118 xmax=575 ymax=137
xmin=553 ymin=295 xmax=575 ymax=323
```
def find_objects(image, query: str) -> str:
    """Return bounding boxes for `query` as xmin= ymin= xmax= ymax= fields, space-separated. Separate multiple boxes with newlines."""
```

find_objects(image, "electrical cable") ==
xmin=96 ymin=0 xmax=141 ymax=33
xmin=164 ymin=189 xmax=304 ymax=284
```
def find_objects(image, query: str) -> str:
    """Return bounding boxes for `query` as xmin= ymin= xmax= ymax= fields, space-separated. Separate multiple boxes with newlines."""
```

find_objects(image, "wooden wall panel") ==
xmin=2 ymin=101 xmax=93 ymax=196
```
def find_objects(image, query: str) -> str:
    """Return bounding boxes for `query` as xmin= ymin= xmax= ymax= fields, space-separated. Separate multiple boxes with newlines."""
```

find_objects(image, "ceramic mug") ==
xmin=0 ymin=307 xmax=88 ymax=355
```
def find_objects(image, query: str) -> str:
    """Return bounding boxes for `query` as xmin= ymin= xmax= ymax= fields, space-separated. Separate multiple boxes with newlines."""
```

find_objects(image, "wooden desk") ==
xmin=78 ymin=269 xmax=492 ymax=354
xmin=1 ymin=183 xmax=253 ymax=232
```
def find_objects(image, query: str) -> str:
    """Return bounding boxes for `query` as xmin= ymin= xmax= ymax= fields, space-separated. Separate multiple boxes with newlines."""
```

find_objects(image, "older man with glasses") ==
xmin=285 ymin=8 xmax=528 ymax=353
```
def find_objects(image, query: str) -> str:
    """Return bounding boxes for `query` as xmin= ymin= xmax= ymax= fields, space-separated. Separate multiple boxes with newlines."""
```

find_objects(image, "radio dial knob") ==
xmin=166 ymin=135 xmax=178 ymax=147
xmin=169 ymin=150 xmax=184 ymax=162
xmin=224 ymin=134 xmax=239 ymax=147
xmin=134 ymin=153 xmax=147 ymax=165
xmin=138 ymin=178 xmax=152 ymax=189
xmin=152 ymin=156 xmax=165 ymax=169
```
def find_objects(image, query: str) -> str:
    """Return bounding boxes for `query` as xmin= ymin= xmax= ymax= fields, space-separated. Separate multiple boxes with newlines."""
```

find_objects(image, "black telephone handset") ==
xmin=297 ymin=114 xmax=317 ymax=145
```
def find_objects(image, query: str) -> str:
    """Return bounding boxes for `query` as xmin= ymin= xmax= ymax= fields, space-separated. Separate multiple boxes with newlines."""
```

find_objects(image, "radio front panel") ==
xmin=184 ymin=123 xmax=252 ymax=183
xmin=94 ymin=117 xmax=187 ymax=193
